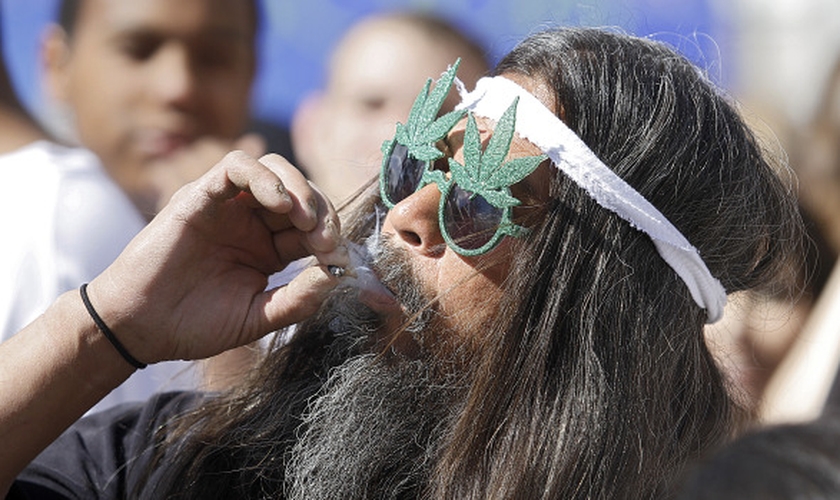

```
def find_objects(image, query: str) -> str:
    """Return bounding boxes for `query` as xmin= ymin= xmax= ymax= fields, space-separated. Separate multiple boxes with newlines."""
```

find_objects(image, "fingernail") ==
xmin=318 ymin=244 xmax=350 ymax=268
xmin=324 ymin=217 xmax=341 ymax=241
xmin=275 ymin=182 xmax=291 ymax=204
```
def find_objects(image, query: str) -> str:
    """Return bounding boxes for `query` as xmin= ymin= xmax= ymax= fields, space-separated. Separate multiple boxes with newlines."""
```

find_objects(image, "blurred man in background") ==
xmin=292 ymin=11 xmax=489 ymax=204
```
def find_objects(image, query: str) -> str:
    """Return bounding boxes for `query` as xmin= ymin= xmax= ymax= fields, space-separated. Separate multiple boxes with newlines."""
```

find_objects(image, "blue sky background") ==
xmin=2 ymin=0 xmax=729 ymax=127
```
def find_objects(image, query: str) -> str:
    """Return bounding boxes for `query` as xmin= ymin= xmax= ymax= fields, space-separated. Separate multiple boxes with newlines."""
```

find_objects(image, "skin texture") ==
xmin=379 ymin=73 xmax=552 ymax=350
xmin=0 ymin=150 xmax=347 ymax=495
xmin=292 ymin=13 xmax=488 ymax=204
xmin=43 ymin=0 xmax=258 ymax=217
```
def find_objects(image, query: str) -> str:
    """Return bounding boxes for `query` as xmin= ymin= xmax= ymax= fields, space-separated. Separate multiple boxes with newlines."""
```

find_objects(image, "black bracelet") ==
xmin=79 ymin=283 xmax=147 ymax=370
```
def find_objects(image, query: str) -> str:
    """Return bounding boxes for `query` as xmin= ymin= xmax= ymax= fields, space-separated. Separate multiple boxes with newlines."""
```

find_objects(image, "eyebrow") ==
xmin=108 ymin=24 xmax=252 ymax=44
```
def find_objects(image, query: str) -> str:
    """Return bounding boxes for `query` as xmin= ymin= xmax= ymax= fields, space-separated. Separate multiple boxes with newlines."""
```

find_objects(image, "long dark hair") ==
xmin=144 ymin=28 xmax=801 ymax=499
xmin=430 ymin=28 xmax=801 ymax=499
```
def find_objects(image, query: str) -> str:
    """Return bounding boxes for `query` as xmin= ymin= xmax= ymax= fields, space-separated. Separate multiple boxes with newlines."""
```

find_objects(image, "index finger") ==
xmin=202 ymin=150 xmax=293 ymax=212
xmin=258 ymin=154 xmax=322 ymax=232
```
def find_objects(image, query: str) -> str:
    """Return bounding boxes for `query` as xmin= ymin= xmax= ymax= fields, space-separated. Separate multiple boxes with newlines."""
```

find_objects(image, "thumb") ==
xmin=249 ymin=265 xmax=340 ymax=337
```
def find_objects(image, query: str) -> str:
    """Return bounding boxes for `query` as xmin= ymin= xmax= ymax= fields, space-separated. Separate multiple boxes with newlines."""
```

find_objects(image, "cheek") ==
xmin=73 ymin=102 xmax=128 ymax=164
xmin=434 ymin=247 xmax=512 ymax=337
xmin=440 ymin=275 xmax=503 ymax=321
xmin=201 ymin=87 xmax=250 ymax=135
xmin=67 ymin=72 xmax=136 ymax=146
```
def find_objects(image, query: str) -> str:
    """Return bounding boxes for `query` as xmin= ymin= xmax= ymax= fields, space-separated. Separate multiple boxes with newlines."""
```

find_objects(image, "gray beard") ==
xmin=284 ymin=354 xmax=465 ymax=500
xmin=282 ymin=235 xmax=472 ymax=499
xmin=367 ymin=234 xmax=469 ymax=366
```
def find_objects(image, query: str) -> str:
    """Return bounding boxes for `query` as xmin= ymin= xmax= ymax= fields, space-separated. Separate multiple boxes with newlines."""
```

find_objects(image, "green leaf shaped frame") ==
xmin=380 ymin=60 xmax=547 ymax=256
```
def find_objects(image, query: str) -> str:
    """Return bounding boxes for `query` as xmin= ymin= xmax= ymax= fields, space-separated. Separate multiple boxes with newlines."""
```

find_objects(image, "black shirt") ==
xmin=9 ymin=392 xmax=199 ymax=500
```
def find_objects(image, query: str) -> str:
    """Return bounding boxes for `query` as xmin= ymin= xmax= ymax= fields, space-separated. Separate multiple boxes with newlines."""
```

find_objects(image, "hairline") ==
xmin=56 ymin=0 xmax=260 ymax=39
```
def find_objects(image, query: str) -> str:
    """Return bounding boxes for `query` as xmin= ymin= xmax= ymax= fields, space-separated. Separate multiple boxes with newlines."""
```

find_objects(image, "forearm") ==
xmin=0 ymin=151 xmax=347 ymax=495
xmin=0 ymin=289 xmax=134 ymax=491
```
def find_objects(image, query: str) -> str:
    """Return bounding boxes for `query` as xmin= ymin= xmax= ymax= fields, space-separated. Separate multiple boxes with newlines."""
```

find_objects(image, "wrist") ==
xmin=52 ymin=290 xmax=138 ymax=388
xmin=0 ymin=290 xmax=135 ymax=424
xmin=79 ymin=283 xmax=147 ymax=370
xmin=82 ymin=277 xmax=163 ymax=366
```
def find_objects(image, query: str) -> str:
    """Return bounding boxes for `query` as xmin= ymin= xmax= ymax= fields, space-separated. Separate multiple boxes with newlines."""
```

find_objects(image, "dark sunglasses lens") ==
xmin=443 ymin=184 xmax=503 ymax=251
xmin=385 ymin=143 xmax=426 ymax=205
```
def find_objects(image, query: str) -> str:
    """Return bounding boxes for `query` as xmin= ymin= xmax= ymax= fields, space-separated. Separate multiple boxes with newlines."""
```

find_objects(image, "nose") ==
xmin=150 ymin=43 xmax=198 ymax=109
xmin=381 ymin=183 xmax=446 ymax=257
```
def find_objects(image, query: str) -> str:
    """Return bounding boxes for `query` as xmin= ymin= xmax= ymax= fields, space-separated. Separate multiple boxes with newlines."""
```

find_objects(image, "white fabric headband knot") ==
xmin=455 ymin=75 xmax=727 ymax=323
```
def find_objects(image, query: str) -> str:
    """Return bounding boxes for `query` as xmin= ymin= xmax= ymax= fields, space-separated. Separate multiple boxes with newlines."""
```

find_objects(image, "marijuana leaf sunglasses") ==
xmin=379 ymin=61 xmax=546 ymax=257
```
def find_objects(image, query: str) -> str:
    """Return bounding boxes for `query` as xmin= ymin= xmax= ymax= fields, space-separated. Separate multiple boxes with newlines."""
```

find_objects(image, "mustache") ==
xmin=367 ymin=234 xmax=436 ymax=334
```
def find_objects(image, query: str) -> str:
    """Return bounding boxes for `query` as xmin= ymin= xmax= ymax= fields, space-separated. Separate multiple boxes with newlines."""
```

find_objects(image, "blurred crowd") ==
xmin=3 ymin=0 xmax=840 ymax=497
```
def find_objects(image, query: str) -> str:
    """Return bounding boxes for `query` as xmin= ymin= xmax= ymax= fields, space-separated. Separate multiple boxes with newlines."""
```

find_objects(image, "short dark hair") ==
xmin=56 ymin=0 xmax=79 ymax=37
xmin=56 ymin=0 xmax=260 ymax=39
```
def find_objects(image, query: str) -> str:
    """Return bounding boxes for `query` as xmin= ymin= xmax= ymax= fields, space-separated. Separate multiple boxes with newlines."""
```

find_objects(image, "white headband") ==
xmin=456 ymin=76 xmax=726 ymax=323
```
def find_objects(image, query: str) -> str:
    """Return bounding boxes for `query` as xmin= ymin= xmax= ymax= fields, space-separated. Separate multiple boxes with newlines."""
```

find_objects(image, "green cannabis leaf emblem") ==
xmin=388 ymin=59 xmax=466 ymax=162
xmin=448 ymin=97 xmax=547 ymax=209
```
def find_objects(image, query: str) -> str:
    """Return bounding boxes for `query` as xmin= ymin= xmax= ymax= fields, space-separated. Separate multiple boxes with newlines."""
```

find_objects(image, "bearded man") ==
xmin=3 ymin=28 xmax=801 ymax=499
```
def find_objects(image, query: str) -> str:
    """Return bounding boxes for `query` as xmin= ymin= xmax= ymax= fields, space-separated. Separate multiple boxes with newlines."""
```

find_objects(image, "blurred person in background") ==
xmin=1 ymin=0 xmax=266 ymax=410
xmin=675 ymin=416 xmax=840 ymax=500
xmin=42 ymin=0 xmax=266 ymax=219
xmin=742 ymin=57 xmax=840 ymax=424
xmin=291 ymin=11 xmax=489 ymax=205
xmin=706 ymin=208 xmax=835 ymax=418
xmin=704 ymin=52 xmax=840 ymax=418
xmin=719 ymin=53 xmax=840 ymax=424
xmin=792 ymin=57 xmax=840 ymax=257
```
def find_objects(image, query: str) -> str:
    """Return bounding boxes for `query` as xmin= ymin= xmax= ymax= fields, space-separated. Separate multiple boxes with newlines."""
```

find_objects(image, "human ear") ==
xmin=41 ymin=25 xmax=73 ymax=104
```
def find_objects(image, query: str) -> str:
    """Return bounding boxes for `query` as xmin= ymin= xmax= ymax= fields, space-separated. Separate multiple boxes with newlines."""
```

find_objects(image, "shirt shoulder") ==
xmin=0 ymin=142 xmax=145 ymax=339
xmin=12 ymin=391 xmax=203 ymax=500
